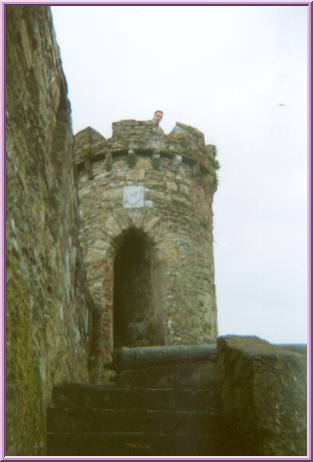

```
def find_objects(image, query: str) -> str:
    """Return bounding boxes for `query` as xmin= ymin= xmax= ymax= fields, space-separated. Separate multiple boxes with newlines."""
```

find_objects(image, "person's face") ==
xmin=153 ymin=112 xmax=163 ymax=124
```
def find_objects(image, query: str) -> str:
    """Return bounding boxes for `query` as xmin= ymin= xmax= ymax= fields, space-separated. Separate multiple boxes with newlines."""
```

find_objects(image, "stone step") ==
xmin=48 ymin=407 xmax=220 ymax=434
xmin=53 ymin=383 xmax=220 ymax=411
xmin=47 ymin=430 xmax=224 ymax=456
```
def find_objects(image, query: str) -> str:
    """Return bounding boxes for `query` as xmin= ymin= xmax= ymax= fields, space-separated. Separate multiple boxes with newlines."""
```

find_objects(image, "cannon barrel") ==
xmin=109 ymin=344 xmax=217 ymax=371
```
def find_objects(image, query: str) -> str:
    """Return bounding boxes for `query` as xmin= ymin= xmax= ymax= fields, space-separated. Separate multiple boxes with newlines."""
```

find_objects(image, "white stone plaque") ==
xmin=123 ymin=185 xmax=145 ymax=208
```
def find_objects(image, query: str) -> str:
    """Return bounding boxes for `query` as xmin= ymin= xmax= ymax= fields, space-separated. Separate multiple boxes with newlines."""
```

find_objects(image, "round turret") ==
xmin=74 ymin=120 xmax=219 ymax=376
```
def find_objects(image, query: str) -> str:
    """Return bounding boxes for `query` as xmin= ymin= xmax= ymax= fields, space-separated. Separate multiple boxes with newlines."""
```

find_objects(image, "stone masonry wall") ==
xmin=6 ymin=6 xmax=90 ymax=455
xmin=74 ymin=121 xmax=219 ymax=380
xmin=217 ymin=336 xmax=307 ymax=456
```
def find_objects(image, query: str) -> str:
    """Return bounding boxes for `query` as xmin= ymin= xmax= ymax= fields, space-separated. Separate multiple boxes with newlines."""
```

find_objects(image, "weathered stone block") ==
xmin=126 ymin=168 xmax=145 ymax=181
xmin=166 ymin=181 xmax=178 ymax=192
xmin=217 ymin=335 xmax=307 ymax=456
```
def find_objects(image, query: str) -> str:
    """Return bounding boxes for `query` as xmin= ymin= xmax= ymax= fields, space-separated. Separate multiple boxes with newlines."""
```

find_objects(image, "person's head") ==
xmin=152 ymin=110 xmax=164 ymax=125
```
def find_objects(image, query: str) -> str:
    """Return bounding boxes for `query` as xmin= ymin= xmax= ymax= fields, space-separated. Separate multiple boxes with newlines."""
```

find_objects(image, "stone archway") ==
xmin=113 ymin=227 xmax=166 ymax=348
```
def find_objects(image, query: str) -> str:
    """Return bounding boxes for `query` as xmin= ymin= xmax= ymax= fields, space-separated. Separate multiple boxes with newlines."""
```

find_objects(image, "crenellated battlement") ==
xmin=74 ymin=120 xmax=219 ymax=175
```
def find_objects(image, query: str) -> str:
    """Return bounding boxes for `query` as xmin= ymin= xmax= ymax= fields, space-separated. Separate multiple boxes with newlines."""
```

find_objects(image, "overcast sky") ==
xmin=51 ymin=5 xmax=308 ymax=344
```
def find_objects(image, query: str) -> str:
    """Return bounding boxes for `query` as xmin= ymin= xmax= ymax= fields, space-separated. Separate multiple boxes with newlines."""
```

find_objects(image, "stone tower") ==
xmin=74 ymin=120 xmax=219 ymax=373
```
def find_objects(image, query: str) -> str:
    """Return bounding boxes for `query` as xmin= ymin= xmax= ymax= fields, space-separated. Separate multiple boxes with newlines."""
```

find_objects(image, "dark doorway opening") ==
xmin=113 ymin=228 xmax=165 ymax=348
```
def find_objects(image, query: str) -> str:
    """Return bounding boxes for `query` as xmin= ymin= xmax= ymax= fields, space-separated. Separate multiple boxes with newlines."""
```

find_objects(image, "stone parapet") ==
xmin=216 ymin=335 xmax=307 ymax=456
xmin=74 ymin=121 xmax=219 ymax=184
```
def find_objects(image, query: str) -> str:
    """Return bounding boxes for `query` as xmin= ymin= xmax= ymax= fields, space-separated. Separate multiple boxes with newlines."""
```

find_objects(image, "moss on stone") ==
xmin=6 ymin=257 xmax=44 ymax=455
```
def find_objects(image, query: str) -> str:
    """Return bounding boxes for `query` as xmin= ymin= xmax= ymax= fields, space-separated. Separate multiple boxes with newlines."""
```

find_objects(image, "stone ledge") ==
xmin=217 ymin=335 xmax=307 ymax=456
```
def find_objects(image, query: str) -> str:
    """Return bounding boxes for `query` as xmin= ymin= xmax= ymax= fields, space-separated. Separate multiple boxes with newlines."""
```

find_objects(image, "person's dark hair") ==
xmin=154 ymin=110 xmax=164 ymax=115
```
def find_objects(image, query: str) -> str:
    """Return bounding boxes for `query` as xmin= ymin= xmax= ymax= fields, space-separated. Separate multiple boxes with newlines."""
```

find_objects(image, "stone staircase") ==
xmin=47 ymin=349 xmax=227 ymax=456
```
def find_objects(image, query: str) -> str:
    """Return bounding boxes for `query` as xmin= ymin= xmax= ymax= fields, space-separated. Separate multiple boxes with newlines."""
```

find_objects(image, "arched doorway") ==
xmin=113 ymin=228 xmax=166 ymax=348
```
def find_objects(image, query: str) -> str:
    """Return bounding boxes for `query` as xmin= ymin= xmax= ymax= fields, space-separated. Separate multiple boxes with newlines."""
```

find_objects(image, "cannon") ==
xmin=105 ymin=344 xmax=217 ymax=371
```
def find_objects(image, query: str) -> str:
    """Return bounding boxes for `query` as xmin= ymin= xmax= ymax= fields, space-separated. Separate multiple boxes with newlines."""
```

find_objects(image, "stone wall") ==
xmin=6 ymin=6 xmax=90 ymax=455
xmin=216 ymin=336 xmax=307 ymax=456
xmin=74 ymin=121 xmax=220 ymax=380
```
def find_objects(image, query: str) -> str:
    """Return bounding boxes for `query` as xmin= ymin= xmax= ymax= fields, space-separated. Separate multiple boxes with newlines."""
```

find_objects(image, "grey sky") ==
xmin=52 ymin=5 xmax=308 ymax=343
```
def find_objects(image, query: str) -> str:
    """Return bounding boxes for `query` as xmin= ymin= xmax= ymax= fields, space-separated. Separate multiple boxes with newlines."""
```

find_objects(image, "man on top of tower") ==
xmin=152 ymin=110 xmax=164 ymax=133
